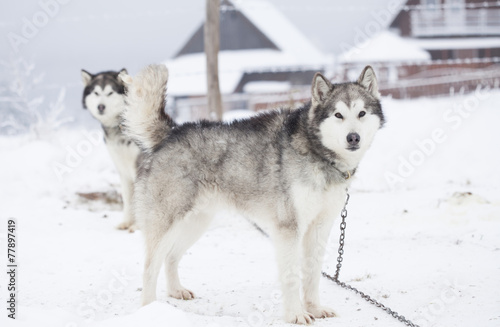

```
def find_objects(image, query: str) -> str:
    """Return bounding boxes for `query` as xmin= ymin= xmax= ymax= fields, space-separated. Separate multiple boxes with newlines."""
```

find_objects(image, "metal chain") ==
xmin=321 ymin=190 xmax=421 ymax=327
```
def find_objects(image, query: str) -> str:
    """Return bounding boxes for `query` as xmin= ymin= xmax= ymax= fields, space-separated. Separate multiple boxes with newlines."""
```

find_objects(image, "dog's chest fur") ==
xmin=103 ymin=126 xmax=141 ymax=180
xmin=290 ymin=169 xmax=349 ymax=231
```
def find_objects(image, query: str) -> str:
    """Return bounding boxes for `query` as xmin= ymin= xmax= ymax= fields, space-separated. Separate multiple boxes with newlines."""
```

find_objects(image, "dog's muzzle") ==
xmin=346 ymin=133 xmax=360 ymax=151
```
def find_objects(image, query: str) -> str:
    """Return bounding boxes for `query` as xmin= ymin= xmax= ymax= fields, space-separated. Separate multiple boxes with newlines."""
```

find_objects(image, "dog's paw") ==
xmin=306 ymin=305 xmax=336 ymax=319
xmin=285 ymin=311 xmax=315 ymax=325
xmin=128 ymin=224 xmax=138 ymax=233
xmin=169 ymin=288 xmax=195 ymax=300
xmin=116 ymin=221 xmax=133 ymax=231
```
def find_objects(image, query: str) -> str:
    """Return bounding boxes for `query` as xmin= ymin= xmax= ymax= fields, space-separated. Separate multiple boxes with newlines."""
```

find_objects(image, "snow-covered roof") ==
xmin=411 ymin=37 xmax=500 ymax=50
xmin=166 ymin=49 xmax=322 ymax=96
xmin=165 ymin=0 xmax=327 ymax=97
xmin=338 ymin=31 xmax=431 ymax=64
xmin=243 ymin=80 xmax=291 ymax=94
xmin=235 ymin=0 xmax=325 ymax=65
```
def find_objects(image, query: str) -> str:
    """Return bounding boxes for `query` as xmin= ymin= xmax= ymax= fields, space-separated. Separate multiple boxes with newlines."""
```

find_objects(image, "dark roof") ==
xmin=174 ymin=0 xmax=278 ymax=58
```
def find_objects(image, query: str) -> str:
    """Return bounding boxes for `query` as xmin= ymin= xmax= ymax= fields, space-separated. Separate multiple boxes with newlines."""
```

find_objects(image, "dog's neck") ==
xmin=329 ymin=161 xmax=356 ymax=180
xmin=330 ymin=150 xmax=364 ymax=177
xmin=102 ymin=124 xmax=122 ymax=140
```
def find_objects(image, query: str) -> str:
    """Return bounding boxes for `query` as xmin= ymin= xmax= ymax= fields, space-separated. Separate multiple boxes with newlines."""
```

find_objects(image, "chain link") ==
xmin=321 ymin=190 xmax=420 ymax=327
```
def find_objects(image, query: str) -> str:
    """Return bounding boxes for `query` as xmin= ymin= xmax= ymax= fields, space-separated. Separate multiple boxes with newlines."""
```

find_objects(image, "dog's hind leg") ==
xmin=142 ymin=228 xmax=171 ymax=306
xmin=164 ymin=210 xmax=213 ymax=300
xmin=117 ymin=175 xmax=136 ymax=232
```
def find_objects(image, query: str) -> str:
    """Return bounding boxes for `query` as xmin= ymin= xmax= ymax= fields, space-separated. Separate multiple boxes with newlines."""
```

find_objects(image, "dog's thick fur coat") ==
xmin=121 ymin=64 xmax=384 ymax=324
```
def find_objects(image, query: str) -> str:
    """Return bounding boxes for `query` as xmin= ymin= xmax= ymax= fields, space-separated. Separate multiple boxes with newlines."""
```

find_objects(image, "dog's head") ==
xmin=309 ymin=66 xmax=385 ymax=167
xmin=81 ymin=68 xmax=128 ymax=127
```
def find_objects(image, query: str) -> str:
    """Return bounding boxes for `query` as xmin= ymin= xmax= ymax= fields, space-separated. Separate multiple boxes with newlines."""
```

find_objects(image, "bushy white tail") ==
xmin=119 ymin=64 xmax=174 ymax=153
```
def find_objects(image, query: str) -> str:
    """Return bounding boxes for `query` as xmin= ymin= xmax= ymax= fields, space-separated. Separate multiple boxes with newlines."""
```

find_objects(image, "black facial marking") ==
xmin=81 ymin=69 xmax=127 ymax=109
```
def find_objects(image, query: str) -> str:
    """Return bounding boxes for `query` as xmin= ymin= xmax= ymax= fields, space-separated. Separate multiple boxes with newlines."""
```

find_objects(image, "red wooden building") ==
xmin=338 ymin=0 xmax=500 ymax=98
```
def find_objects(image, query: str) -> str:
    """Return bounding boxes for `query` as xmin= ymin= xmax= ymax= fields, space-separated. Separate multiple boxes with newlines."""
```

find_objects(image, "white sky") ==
xmin=0 ymin=0 xmax=399 ymax=72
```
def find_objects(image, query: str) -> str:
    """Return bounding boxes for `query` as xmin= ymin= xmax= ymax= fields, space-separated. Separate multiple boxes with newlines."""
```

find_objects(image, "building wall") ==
xmin=389 ymin=0 xmax=420 ymax=37
xmin=337 ymin=60 xmax=500 ymax=98
xmin=390 ymin=0 xmax=500 ymax=38
xmin=380 ymin=61 xmax=500 ymax=98
xmin=428 ymin=48 xmax=500 ymax=60
xmin=233 ymin=70 xmax=319 ymax=93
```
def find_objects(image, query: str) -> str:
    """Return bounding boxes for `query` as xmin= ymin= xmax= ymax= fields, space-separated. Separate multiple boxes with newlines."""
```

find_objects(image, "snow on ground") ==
xmin=1 ymin=91 xmax=500 ymax=327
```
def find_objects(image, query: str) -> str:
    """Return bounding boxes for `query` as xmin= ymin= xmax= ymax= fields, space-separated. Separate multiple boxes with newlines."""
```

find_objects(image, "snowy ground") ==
xmin=1 ymin=91 xmax=499 ymax=327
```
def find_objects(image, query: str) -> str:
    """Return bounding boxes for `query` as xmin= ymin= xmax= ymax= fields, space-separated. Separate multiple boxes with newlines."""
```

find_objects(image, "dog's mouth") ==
xmin=347 ymin=146 xmax=359 ymax=151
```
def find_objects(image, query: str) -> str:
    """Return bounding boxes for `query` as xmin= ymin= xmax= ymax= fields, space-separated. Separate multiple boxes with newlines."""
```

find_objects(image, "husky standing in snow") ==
xmin=81 ymin=69 xmax=142 ymax=232
xmin=120 ymin=64 xmax=384 ymax=324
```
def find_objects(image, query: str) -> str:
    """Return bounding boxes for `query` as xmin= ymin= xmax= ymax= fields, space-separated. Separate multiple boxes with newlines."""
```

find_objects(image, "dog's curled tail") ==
xmin=119 ymin=64 xmax=174 ymax=153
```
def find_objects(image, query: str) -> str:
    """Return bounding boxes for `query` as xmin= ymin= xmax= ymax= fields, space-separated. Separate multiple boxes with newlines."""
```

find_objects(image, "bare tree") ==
xmin=0 ymin=58 xmax=72 ymax=138
xmin=204 ymin=0 xmax=223 ymax=121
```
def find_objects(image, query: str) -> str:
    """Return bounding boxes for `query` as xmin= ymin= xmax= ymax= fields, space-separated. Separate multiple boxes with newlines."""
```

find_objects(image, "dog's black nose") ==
xmin=97 ymin=104 xmax=105 ymax=113
xmin=346 ymin=132 xmax=360 ymax=145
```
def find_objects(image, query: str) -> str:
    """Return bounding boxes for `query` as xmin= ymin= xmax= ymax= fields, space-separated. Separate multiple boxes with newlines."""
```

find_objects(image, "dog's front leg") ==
xmin=274 ymin=229 xmax=315 ymax=324
xmin=301 ymin=215 xmax=336 ymax=319
xmin=117 ymin=176 xmax=137 ymax=232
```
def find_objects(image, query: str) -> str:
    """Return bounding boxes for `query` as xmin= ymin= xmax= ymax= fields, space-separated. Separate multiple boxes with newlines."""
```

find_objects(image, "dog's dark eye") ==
xmin=335 ymin=113 xmax=343 ymax=119
xmin=94 ymin=92 xmax=99 ymax=96
xmin=107 ymin=91 xmax=113 ymax=96
xmin=359 ymin=111 xmax=366 ymax=118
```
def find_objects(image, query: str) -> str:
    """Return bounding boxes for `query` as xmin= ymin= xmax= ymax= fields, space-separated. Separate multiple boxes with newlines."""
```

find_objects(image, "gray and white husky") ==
xmin=81 ymin=69 xmax=141 ymax=232
xmin=120 ymin=64 xmax=384 ymax=324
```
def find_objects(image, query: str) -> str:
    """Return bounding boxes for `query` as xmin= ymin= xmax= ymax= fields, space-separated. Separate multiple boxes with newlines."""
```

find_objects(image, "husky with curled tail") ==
xmin=121 ymin=64 xmax=384 ymax=324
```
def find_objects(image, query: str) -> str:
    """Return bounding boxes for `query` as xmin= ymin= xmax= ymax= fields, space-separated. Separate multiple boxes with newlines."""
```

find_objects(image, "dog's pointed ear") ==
xmin=357 ymin=65 xmax=380 ymax=99
xmin=119 ymin=68 xmax=128 ymax=75
xmin=311 ymin=73 xmax=333 ymax=106
xmin=118 ymin=70 xmax=133 ymax=85
xmin=81 ymin=69 xmax=92 ymax=86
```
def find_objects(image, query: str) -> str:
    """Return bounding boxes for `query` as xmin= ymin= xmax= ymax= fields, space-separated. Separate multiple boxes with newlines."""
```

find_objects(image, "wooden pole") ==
xmin=205 ymin=0 xmax=223 ymax=121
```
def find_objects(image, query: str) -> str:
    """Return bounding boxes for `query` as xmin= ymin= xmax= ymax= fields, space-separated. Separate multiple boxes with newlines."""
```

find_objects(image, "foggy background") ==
xmin=0 ymin=0 xmax=395 ymax=128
